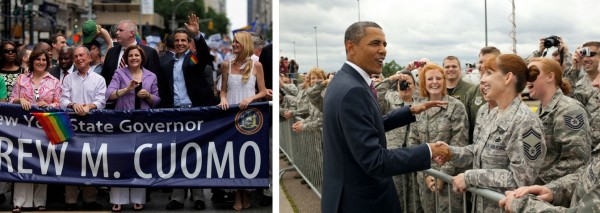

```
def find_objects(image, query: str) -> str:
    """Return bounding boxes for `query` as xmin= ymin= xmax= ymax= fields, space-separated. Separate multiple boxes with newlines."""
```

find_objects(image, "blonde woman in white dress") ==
xmin=217 ymin=31 xmax=267 ymax=210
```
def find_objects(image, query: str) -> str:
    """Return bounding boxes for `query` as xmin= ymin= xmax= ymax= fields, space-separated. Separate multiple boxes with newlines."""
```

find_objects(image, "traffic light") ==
xmin=208 ymin=20 xmax=214 ymax=30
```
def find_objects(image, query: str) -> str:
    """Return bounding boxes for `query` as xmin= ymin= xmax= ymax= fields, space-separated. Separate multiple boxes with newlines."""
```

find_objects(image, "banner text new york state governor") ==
xmin=0 ymin=102 xmax=271 ymax=188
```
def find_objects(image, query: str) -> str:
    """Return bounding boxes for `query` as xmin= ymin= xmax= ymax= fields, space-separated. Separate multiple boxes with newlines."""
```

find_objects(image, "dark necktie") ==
xmin=118 ymin=55 xmax=126 ymax=69
xmin=370 ymin=82 xmax=377 ymax=99
xmin=62 ymin=70 xmax=68 ymax=83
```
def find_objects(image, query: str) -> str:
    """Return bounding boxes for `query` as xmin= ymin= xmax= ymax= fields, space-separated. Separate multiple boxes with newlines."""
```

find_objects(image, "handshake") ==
xmin=427 ymin=141 xmax=452 ymax=165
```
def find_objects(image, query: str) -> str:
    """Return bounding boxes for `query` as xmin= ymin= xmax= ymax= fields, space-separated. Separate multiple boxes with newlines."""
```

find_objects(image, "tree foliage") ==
xmin=154 ymin=0 xmax=229 ymax=35
xmin=382 ymin=60 xmax=404 ymax=77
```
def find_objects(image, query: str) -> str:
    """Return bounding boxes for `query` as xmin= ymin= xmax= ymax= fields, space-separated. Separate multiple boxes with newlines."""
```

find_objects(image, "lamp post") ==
xmin=484 ymin=0 xmax=488 ymax=46
xmin=314 ymin=26 xmax=319 ymax=68
xmin=357 ymin=0 xmax=360 ymax=21
xmin=171 ymin=0 xmax=194 ymax=31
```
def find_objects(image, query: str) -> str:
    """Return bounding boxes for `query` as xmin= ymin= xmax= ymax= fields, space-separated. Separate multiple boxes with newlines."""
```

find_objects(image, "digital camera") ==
xmin=578 ymin=47 xmax=597 ymax=57
xmin=543 ymin=36 xmax=560 ymax=48
xmin=413 ymin=61 xmax=426 ymax=68
xmin=399 ymin=80 xmax=409 ymax=91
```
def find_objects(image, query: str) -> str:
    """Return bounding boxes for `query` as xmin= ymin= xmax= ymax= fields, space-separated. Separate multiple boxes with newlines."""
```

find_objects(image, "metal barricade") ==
xmin=422 ymin=169 xmax=506 ymax=213
xmin=279 ymin=118 xmax=323 ymax=198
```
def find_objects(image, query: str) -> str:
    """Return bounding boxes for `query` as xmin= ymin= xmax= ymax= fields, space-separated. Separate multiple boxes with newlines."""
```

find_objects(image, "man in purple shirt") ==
xmin=58 ymin=45 xmax=105 ymax=211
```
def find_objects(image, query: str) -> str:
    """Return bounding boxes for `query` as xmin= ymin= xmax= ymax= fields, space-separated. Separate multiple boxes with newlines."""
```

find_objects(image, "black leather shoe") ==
xmin=83 ymin=202 xmax=102 ymax=210
xmin=193 ymin=200 xmax=206 ymax=210
xmin=260 ymin=195 xmax=272 ymax=206
xmin=65 ymin=203 xmax=78 ymax=211
xmin=166 ymin=200 xmax=184 ymax=210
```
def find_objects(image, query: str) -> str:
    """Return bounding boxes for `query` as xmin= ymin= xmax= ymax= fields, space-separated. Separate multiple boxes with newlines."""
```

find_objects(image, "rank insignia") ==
xmin=475 ymin=97 xmax=483 ymax=106
xmin=564 ymin=114 xmax=584 ymax=130
xmin=522 ymin=128 xmax=542 ymax=160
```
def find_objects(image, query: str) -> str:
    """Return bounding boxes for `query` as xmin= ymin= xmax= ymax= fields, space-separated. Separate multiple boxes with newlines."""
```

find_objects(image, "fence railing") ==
xmin=279 ymin=119 xmax=506 ymax=212
xmin=279 ymin=118 xmax=322 ymax=198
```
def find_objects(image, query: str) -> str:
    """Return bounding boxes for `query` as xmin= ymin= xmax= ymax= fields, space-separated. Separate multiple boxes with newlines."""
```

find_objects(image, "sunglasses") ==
xmin=3 ymin=49 xmax=16 ymax=54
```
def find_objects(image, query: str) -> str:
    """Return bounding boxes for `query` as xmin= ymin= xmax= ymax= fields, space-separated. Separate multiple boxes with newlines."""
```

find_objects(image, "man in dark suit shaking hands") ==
xmin=322 ymin=21 xmax=452 ymax=213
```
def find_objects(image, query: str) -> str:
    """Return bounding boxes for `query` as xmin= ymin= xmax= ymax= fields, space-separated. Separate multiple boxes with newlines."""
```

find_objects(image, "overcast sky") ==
xmin=279 ymin=0 xmax=600 ymax=74
xmin=227 ymin=0 xmax=247 ymax=31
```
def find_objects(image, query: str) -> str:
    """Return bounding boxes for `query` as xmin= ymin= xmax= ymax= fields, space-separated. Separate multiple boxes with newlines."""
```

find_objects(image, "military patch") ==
xmin=522 ymin=128 xmax=542 ymax=160
xmin=474 ymin=97 xmax=483 ymax=106
xmin=498 ymin=129 xmax=506 ymax=134
xmin=564 ymin=114 xmax=584 ymax=130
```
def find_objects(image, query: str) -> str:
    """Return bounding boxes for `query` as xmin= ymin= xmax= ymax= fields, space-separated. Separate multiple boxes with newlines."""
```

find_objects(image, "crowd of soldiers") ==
xmin=0 ymin=14 xmax=273 ymax=212
xmin=280 ymin=37 xmax=600 ymax=212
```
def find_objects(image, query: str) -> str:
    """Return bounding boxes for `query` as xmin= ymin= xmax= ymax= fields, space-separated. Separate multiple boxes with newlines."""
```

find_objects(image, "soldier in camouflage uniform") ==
xmin=407 ymin=64 xmax=469 ymax=213
xmin=375 ymin=71 xmax=422 ymax=212
xmin=497 ymin=60 xmax=600 ymax=212
xmin=528 ymin=58 xmax=592 ymax=185
xmin=462 ymin=47 xmax=501 ymax=144
xmin=283 ymin=74 xmax=310 ymax=120
xmin=443 ymin=56 xmax=474 ymax=102
xmin=587 ymin=89 xmax=600 ymax=150
xmin=499 ymin=143 xmax=600 ymax=212
xmin=280 ymin=77 xmax=298 ymax=110
xmin=292 ymin=68 xmax=326 ymax=133
xmin=568 ymin=41 xmax=600 ymax=105
xmin=448 ymin=54 xmax=546 ymax=212
xmin=527 ymin=36 xmax=573 ymax=72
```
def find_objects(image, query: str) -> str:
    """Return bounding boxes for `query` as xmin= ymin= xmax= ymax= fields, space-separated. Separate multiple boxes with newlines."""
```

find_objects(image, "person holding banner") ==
xmin=106 ymin=45 xmax=160 ymax=110
xmin=217 ymin=31 xmax=267 ymax=211
xmin=10 ymin=48 xmax=61 ymax=110
xmin=8 ymin=48 xmax=60 ymax=213
xmin=105 ymin=45 xmax=159 ymax=212
xmin=60 ymin=46 xmax=106 ymax=211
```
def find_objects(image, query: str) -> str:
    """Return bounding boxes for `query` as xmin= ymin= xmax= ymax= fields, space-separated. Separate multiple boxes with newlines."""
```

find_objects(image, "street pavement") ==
xmin=279 ymin=153 xmax=321 ymax=213
xmin=0 ymin=187 xmax=272 ymax=212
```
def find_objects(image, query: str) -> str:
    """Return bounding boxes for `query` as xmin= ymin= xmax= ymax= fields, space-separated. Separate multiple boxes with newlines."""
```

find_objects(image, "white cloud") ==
xmin=280 ymin=0 xmax=600 ymax=73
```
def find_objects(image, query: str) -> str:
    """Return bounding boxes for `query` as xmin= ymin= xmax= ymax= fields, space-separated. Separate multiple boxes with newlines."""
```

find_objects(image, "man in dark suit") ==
xmin=259 ymin=43 xmax=273 ymax=98
xmin=101 ymin=20 xmax=160 ymax=86
xmin=156 ymin=14 xmax=217 ymax=108
xmin=322 ymin=21 xmax=451 ymax=213
xmin=159 ymin=34 xmax=175 ymax=67
xmin=48 ymin=47 xmax=74 ymax=83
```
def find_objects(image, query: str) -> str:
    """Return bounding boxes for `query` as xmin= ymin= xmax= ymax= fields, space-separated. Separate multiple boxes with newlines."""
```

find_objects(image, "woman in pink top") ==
xmin=8 ymin=48 xmax=60 ymax=213
xmin=10 ymin=48 xmax=61 ymax=110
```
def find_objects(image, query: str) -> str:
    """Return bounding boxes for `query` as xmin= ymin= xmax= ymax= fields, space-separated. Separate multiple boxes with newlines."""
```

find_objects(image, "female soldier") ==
xmin=375 ymin=71 xmax=421 ymax=212
xmin=408 ymin=63 xmax=469 ymax=213
xmin=282 ymin=74 xmax=310 ymax=120
xmin=291 ymin=67 xmax=326 ymax=133
xmin=527 ymin=57 xmax=591 ymax=184
xmin=448 ymin=54 xmax=547 ymax=212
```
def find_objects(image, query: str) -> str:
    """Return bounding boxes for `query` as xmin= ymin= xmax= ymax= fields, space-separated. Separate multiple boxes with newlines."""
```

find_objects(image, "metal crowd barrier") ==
xmin=279 ymin=118 xmax=323 ymax=198
xmin=279 ymin=118 xmax=506 ymax=211
xmin=422 ymin=169 xmax=506 ymax=213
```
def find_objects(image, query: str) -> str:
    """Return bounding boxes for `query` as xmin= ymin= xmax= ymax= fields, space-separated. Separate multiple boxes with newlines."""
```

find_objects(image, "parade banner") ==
xmin=0 ymin=102 xmax=271 ymax=188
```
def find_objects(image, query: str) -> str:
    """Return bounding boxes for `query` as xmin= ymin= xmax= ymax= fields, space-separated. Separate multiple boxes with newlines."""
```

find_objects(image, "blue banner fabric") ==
xmin=0 ymin=102 xmax=271 ymax=188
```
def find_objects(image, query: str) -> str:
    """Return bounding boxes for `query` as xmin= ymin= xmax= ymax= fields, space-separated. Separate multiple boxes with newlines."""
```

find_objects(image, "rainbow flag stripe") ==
xmin=189 ymin=54 xmax=198 ymax=65
xmin=31 ymin=112 xmax=74 ymax=144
